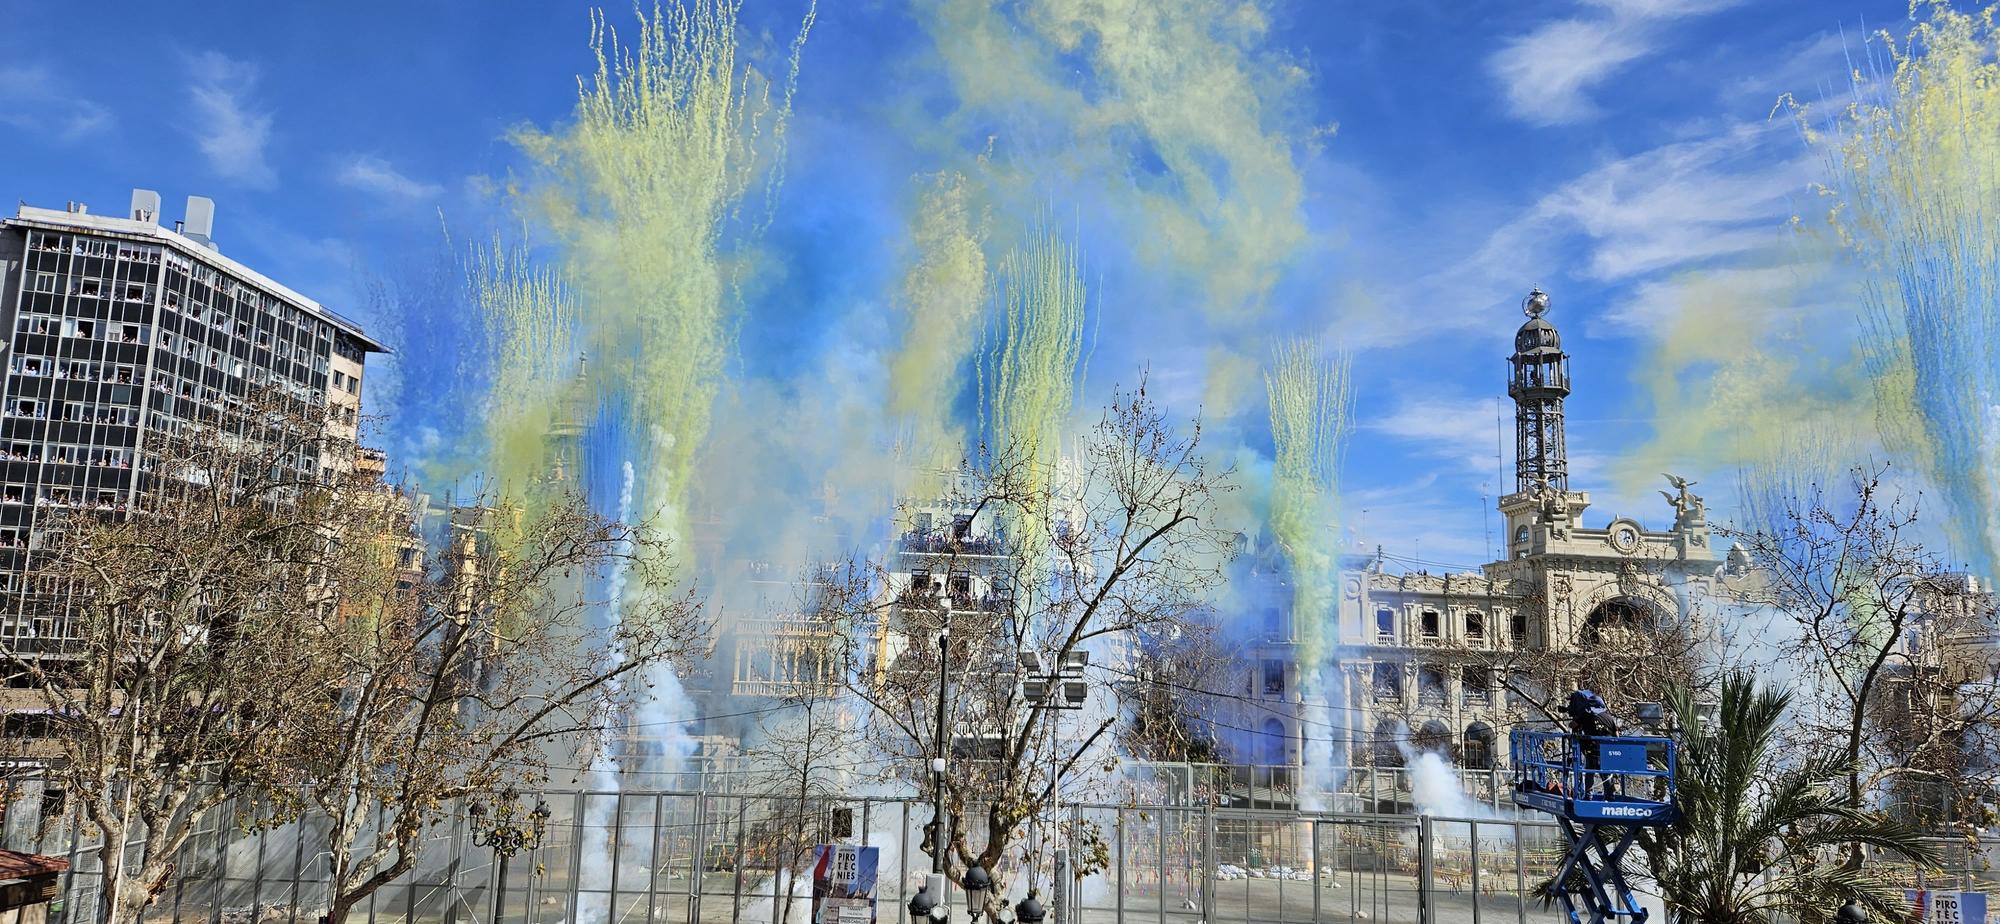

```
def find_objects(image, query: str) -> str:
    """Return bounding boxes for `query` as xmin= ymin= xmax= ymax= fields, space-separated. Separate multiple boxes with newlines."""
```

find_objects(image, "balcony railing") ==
xmin=897 ymin=531 xmax=1006 ymax=556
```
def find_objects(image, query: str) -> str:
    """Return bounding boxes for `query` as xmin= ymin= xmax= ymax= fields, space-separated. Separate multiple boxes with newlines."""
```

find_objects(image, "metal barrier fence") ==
xmin=8 ymin=788 xmax=1997 ymax=924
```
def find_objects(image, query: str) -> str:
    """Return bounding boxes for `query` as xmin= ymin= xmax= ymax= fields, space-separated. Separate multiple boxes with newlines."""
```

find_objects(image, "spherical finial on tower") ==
xmin=1523 ymin=287 xmax=1551 ymax=319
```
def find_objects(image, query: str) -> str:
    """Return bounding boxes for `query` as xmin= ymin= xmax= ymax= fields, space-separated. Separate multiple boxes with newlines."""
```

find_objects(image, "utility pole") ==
xmin=931 ymin=600 xmax=952 ymax=876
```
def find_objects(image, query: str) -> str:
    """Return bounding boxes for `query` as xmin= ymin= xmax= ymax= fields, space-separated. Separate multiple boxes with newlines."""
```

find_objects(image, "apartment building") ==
xmin=0 ymin=190 xmax=385 ymax=648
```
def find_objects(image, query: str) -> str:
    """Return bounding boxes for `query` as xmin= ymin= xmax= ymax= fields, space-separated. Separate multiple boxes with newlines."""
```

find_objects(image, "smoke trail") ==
xmin=1809 ymin=4 xmax=2000 ymax=573
xmin=980 ymin=226 xmax=1088 ymax=471
xmin=510 ymin=0 xmax=816 ymax=545
xmin=976 ymin=226 xmax=1089 ymax=586
xmin=890 ymin=172 xmax=989 ymax=482
xmin=470 ymin=231 xmax=582 ymax=501
xmin=1264 ymin=339 xmax=1352 ymax=795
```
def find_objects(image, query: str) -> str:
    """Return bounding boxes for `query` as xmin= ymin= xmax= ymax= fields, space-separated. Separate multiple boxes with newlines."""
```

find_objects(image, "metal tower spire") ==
xmin=1509 ymin=287 xmax=1571 ymax=493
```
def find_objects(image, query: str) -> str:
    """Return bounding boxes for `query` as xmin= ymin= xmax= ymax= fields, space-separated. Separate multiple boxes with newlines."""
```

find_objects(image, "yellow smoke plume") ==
xmin=1265 ymin=339 xmax=1350 ymax=669
xmin=890 ymin=172 xmax=989 ymax=485
xmin=509 ymin=0 xmax=814 ymax=542
xmin=909 ymin=0 xmax=1319 ymax=325
xmin=473 ymin=232 xmax=582 ymax=501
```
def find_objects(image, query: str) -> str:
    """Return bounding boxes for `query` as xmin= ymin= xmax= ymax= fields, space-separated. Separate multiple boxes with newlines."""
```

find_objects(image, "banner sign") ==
xmin=1907 ymin=890 xmax=1988 ymax=924
xmin=812 ymin=844 xmax=879 ymax=924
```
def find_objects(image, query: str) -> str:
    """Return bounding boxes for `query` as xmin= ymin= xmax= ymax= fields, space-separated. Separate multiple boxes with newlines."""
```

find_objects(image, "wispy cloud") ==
xmin=1364 ymin=395 xmax=1507 ymax=478
xmin=334 ymin=155 xmax=443 ymax=201
xmin=0 ymin=65 xmax=110 ymax=142
xmin=185 ymin=50 xmax=275 ymax=188
xmin=1496 ymin=122 xmax=1808 ymax=282
xmin=1489 ymin=0 xmax=1741 ymax=126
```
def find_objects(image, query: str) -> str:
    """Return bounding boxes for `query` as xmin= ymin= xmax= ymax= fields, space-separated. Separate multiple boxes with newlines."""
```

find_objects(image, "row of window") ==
xmin=31 ymin=235 xmax=161 ymax=264
xmin=15 ymin=314 xmax=150 ymax=344
xmin=1375 ymin=606 xmax=1527 ymax=643
xmin=1370 ymin=662 xmax=1503 ymax=704
xmin=23 ymin=273 xmax=153 ymax=303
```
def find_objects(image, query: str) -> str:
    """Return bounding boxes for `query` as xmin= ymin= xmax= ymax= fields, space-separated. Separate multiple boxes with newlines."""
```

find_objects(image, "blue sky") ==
xmin=0 ymin=0 xmax=1917 ymax=571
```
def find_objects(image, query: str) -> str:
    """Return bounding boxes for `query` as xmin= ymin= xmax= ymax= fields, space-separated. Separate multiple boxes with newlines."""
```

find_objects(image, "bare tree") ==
xmin=1724 ymin=467 xmax=2000 ymax=844
xmin=0 ymin=395 xmax=359 ymax=924
xmin=830 ymin=384 xmax=1237 ymax=916
xmin=275 ymin=485 xmax=707 ymax=924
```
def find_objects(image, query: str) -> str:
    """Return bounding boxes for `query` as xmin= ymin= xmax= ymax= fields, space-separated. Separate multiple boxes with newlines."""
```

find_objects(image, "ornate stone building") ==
xmin=1324 ymin=289 xmax=1726 ymax=771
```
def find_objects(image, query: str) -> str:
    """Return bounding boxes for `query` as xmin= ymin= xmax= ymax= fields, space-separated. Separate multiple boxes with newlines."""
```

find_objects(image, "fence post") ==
xmin=1201 ymin=803 xmax=1216 ymax=924
xmin=1512 ymin=819 xmax=1527 ymax=924
xmin=730 ymin=799 xmax=748 ymax=924
xmin=1418 ymin=815 xmax=1435 ymax=924
xmin=1312 ymin=821 xmax=1322 ymax=924
xmin=1115 ymin=809 xmax=1125 ymax=924
xmin=690 ymin=792 xmax=709 ymax=924
xmin=1470 ymin=821 xmax=1483 ymax=924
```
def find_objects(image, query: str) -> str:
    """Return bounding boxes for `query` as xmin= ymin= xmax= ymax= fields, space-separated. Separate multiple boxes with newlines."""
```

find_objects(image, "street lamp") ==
xmin=964 ymin=865 xmax=993 ymax=923
xmin=468 ymin=794 xmax=551 ymax=924
xmin=908 ymin=880 xmax=948 ymax=923
xmin=1014 ymin=890 xmax=1047 ymax=924
xmin=1019 ymin=651 xmax=1088 ymax=924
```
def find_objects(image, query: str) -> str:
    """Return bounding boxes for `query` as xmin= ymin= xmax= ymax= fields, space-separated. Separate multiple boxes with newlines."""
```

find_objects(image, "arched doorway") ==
xmin=1372 ymin=718 xmax=1404 ymax=767
xmin=1414 ymin=720 xmax=1452 ymax=756
xmin=1582 ymin=597 xmax=1654 ymax=645
xmin=1260 ymin=718 xmax=1288 ymax=765
xmin=1463 ymin=722 xmax=1496 ymax=769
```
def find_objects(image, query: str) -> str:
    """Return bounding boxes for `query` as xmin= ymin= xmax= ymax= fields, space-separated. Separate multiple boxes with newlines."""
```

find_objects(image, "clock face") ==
xmin=1611 ymin=525 xmax=1640 ymax=553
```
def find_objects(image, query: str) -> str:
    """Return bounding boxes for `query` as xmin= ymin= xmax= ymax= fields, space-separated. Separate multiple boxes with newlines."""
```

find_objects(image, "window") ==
xmin=1262 ymin=608 xmax=1289 ymax=641
xmin=1511 ymin=612 xmax=1529 ymax=643
xmin=1466 ymin=611 xmax=1485 ymax=640
xmin=1420 ymin=610 xmax=1440 ymax=639
xmin=1461 ymin=666 xmax=1490 ymax=704
xmin=32 ymin=273 xmax=54 ymax=293
xmin=1372 ymin=662 xmax=1400 ymax=702
xmin=1418 ymin=667 xmax=1446 ymax=702
xmin=121 ymin=324 xmax=140 ymax=343
xmin=77 ymin=279 xmax=100 ymax=297
xmin=1262 ymin=659 xmax=1286 ymax=697
xmin=1375 ymin=608 xmax=1395 ymax=639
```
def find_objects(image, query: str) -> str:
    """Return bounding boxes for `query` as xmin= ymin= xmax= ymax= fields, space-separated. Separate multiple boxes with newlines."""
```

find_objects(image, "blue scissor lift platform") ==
xmin=1509 ymin=729 xmax=1679 ymax=924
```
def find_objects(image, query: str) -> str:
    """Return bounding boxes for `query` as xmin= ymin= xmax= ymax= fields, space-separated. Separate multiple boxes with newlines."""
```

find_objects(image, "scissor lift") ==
xmin=1509 ymin=729 xmax=1679 ymax=924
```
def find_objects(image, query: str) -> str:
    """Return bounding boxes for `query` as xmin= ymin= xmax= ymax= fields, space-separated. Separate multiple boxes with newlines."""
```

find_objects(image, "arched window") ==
xmin=1463 ymin=722 xmax=1496 ymax=769
xmin=1583 ymin=598 xmax=1653 ymax=645
xmin=1414 ymin=720 xmax=1452 ymax=755
xmin=1261 ymin=718 xmax=1288 ymax=765
xmin=1372 ymin=719 xmax=1404 ymax=767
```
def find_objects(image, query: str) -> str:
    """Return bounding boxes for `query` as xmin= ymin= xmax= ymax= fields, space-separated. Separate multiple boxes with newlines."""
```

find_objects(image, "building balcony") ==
xmin=896 ymin=530 xmax=1007 ymax=557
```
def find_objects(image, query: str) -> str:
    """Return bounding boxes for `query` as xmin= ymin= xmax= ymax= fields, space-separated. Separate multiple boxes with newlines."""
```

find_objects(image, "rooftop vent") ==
xmin=65 ymin=201 xmax=87 ymax=215
xmin=130 ymin=189 xmax=161 ymax=225
xmin=183 ymin=196 xmax=216 ymax=250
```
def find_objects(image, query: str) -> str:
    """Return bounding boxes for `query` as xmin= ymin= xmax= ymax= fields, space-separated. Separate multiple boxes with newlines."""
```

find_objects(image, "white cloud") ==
xmin=1489 ymin=0 xmax=1741 ymax=126
xmin=335 ymin=155 xmax=443 ymax=200
xmin=1526 ymin=123 xmax=1809 ymax=281
xmin=1364 ymin=396 xmax=1508 ymax=478
xmin=0 ymin=65 xmax=111 ymax=142
xmin=1489 ymin=20 xmax=1649 ymax=125
xmin=185 ymin=51 xmax=275 ymax=188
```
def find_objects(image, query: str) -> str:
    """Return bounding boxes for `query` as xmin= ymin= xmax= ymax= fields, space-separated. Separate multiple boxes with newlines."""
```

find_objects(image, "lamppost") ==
xmin=963 ymin=864 xmax=993 ymax=923
xmin=1018 ymin=651 xmax=1088 ymax=924
xmin=468 ymin=794 xmax=551 ymax=924
xmin=908 ymin=882 xmax=948 ymax=923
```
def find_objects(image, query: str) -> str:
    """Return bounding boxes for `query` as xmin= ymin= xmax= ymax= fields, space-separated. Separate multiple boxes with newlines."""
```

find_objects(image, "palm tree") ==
xmin=1630 ymin=673 xmax=1938 ymax=924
